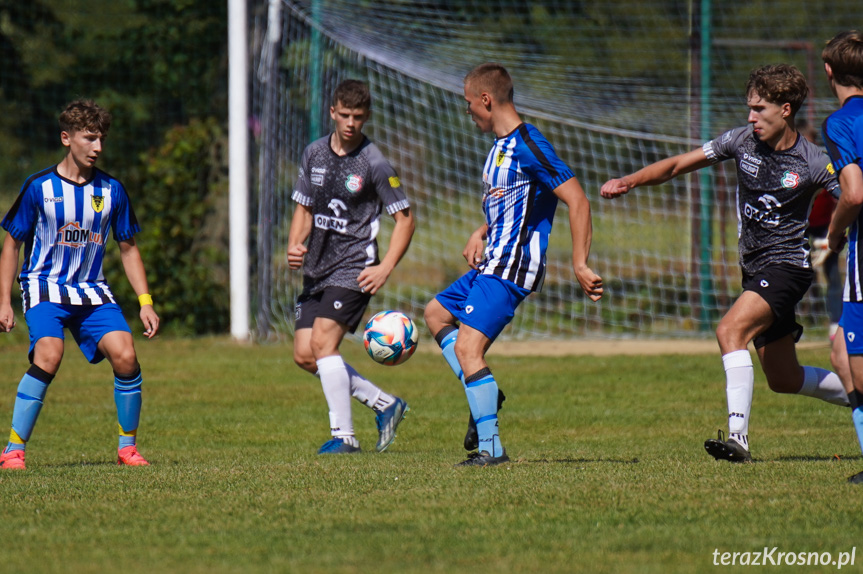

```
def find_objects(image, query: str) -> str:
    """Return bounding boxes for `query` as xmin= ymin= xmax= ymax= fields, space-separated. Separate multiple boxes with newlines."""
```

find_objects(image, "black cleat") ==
xmin=848 ymin=471 xmax=863 ymax=484
xmin=704 ymin=430 xmax=752 ymax=463
xmin=455 ymin=450 xmax=510 ymax=467
xmin=464 ymin=389 xmax=506 ymax=451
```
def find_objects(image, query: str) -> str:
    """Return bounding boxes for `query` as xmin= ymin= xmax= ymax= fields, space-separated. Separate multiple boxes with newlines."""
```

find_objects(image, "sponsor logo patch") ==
xmin=57 ymin=222 xmax=103 ymax=248
xmin=44 ymin=196 xmax=64 ymax=204
xmin=314 ymin=214 xmax=349 ymax=233
xmin=388 ymin=176 xmax=401 ymax=189
xmin=311 ymin=167 xmax=326 ymax=186
xmin=740 ymin=160 xmax=759 ymax=177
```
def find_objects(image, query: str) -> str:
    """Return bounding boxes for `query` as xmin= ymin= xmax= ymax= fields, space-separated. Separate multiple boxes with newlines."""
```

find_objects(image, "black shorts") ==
xmin=295 ymin=286 xmax=372 ymax=333
xmin=742 ymin=264 xmax=814 ymax=349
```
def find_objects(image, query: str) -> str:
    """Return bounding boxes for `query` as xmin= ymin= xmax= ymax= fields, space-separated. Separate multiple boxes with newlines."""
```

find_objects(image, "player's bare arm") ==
xmin=287 ymin=203 xmax=313 ymax=270
xmin=119 ymin=238 xmax=160 ymax=338
xmin=554 ymin=178 xmax=603 ymax=301
xmin=600 ymin=147 xmax=713 ymax=198
xmin=357 ymin=207 xmax=415 ymax=295
xmin=827 ymin=163 xmax=863 ymax=253
xmin=0 ymin=234 xmax=22 ymax=332
xmin=462 ymin=223 xmax=488 ymax=270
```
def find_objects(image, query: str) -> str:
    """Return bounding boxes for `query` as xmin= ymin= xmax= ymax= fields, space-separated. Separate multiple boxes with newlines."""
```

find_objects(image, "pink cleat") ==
xmin=0 ymin=447 xmax=26 ymax=470
xmin=117 ymin=445 xmax=150 ymax=466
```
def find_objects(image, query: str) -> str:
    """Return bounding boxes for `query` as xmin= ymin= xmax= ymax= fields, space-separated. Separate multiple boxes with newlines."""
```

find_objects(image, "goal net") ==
xmin=251 ymin=0 xmax=852 ymax=340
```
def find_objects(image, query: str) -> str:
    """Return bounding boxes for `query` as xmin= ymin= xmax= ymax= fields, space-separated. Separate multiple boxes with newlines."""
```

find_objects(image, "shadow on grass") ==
xmin=770 ymin=454 xmax=862 ymax=462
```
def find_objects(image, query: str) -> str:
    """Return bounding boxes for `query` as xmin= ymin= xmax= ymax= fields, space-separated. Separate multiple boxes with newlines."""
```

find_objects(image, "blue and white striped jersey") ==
xmin=479 ymin=123 xmax=574 ymax=291
xmin=2 ymin=166 xmax=140 ymax=312
xmin=822 ymin=96 xmax=863 ymax=302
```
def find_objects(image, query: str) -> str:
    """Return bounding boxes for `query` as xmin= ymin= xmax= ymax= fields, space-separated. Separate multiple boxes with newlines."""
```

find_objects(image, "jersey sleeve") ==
xmin=110 ymin=180 xmax=141 ymax=242
xmin=1 ymin=182 xmax=40 ymax=241
xmin=367 ymin=145 xmax=409 ymax=215
xmin=517 ymin=125 xmax=575 ymax=191
xmin=822 ymin=114 xmax=862 ymax=173
xmin=291 ymin=146 xmax=314 ymax=207
xmin=703 ymin=126 xmax=749 ymax=164
xmin=809 ymin=150 xmax=842 ymax=199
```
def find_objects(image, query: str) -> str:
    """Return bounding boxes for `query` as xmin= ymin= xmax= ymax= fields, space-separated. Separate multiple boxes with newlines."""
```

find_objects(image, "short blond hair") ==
xmin=464 ymin=63 xmax=514 ymax=103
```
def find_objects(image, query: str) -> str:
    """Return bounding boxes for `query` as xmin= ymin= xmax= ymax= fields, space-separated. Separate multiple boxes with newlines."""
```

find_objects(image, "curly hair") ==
xmin=331 ymin=80 xmax=371 ymax=110
xmin=745 ymin=64 xmax=808 ymax=115
xmin=58 ymin=100 xmax=112 ymax=135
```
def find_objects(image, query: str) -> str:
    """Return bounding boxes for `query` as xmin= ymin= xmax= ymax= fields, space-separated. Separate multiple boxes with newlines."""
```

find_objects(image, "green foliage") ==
xmin=107 ymin=119 xmax=229 ymax=335
xmin=0 ymin=337 xmax=856 ymax=573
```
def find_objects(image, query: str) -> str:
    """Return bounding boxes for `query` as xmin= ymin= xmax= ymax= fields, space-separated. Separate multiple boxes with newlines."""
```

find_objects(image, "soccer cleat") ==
xmin=455 ymin=449 xmax=510 ymax=467
xmin=375 ymin=397 xmax=409 ymax=452
xmin=704 ymin=430 xmax=752 ymax=463
xmin=464 ymin=389 xmax=506 ymax=451
xmin=0 ymin=447 xmax=25 ymax=470
xmin=317 ymin=438 xmax=361 ymax=455
xmin=848 ymin=471 xmax=863 ymax=484
xmin=117 ymin=445 xmax=150 ymax=466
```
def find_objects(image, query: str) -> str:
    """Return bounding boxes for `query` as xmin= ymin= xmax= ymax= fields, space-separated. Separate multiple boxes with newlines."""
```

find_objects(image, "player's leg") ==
xmin=451 ymin=274 xmax=528 ymax=466
xmin=705 ymin=290 xmax=775 ymax=462
xmin=1 ymin=304 xmax=67 ymax=470
xmin=78 ymin=304 xmax=149 ymax=466
xmin=426 ymin=272 xmax=506 ymax=451
xmin=835 ymin=303 xmax=863 ymax=483
xmin=758 ymin=334 xmax=847 ymax=405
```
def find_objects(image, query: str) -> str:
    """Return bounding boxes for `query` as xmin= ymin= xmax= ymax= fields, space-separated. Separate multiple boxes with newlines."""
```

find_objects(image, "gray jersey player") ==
xmin=287 ymin=80 xmax=415 ymax=455
xmin=601 ymin=64 xmax=846 ymax=463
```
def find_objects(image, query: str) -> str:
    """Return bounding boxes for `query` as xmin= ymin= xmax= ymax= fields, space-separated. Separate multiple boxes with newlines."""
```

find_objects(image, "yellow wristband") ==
xmin=138 ymin=294 xmax=154 ymax=307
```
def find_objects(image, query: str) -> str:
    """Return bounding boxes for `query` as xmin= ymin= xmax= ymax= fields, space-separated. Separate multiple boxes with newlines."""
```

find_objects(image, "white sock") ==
xmin=799 ymin=366 xmax=850 ymax=406
xmin=316 ymin=355 xmax=355 ymax=440
xmin=723 ymin=350 xmax=753 ymax=444
xmin=344 ymin=362 xmax=395 ymax=412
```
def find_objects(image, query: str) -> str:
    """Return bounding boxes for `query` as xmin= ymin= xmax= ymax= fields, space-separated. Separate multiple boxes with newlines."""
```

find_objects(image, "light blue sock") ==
xmin=8 ymin=366 xmax=54 ymax=452
xmin=464 ymin=368 xmax=503 ymax=457
xmin=114 ymin=369 xmax=143 ymax=449
xmin=853 ymin=407 xmax=863 ymax=455
xmin=437 ymin=328 xmax=463 ymax=382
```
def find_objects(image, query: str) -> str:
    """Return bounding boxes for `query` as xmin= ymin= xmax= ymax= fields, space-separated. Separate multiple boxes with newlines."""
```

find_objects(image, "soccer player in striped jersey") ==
xmin=820 ymin=31 xmax=863 ymax=483
xmin=0 ymin=100 xmax=159 ymax=469
xmin=601 ymin=65 xmax=847 ymax=463
xmin=288 ymin=80 xmax=415 ymax=455
xmin=424 ymin=63 xmax=603 ymax=466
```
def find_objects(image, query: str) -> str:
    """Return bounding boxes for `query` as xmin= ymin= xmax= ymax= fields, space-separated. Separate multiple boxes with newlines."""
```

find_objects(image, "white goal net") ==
xmin=251 ymin=0 xmax=854 ymax=340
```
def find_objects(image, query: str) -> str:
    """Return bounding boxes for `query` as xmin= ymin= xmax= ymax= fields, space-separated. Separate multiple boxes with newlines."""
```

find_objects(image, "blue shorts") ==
xmin=840 ymin=301 xmax=863 ymax=355
xmin=434 ymin=270 xmax=530 ymax=341
xmin=25 ymin=302 xmax=132 ymax=364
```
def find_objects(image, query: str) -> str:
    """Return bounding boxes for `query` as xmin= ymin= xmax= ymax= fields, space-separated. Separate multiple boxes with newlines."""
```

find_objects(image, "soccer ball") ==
xmin=363 ymin=310 xmax=419 ymax=366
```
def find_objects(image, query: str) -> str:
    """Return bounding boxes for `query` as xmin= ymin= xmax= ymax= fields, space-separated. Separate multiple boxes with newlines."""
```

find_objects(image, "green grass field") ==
xmin=0 ymin=335 xmax=859 ymax=573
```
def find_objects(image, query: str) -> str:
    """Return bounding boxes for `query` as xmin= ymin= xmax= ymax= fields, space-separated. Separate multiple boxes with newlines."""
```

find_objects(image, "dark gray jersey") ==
xmin=703 ymin=125 xmax=840 ymax=275
xmin=292 ymin=135 xmax=410 ymax=293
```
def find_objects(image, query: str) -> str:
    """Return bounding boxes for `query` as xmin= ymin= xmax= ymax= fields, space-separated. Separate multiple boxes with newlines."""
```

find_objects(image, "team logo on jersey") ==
xmin=91 ymin=195 xmax=104 ymax=213
xmin=57 ymin=222 xmax=103 ymax=248
xmin=781 ymin=170 xmax=800 ymax=189
xmin=496 ymin=149 xmax=506 ymax=167
xmin=345 ymin=174 xmax=363 ymax=193
xmin=389 ymin=176 xmax=401 ymax=189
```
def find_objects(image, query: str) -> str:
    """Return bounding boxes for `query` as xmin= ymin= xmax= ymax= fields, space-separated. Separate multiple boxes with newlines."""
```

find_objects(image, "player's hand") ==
xmin=462 ymin=230 xmax=486 ymax=270
xmin=357 ymin=263 xmax=393 ymax=295
xmin=827 ymin=231 xmax=847 ymax=254
xmin=287 ymin=244 xmax=308 ymax=269
xmin=140 ymin=305 xmax=160 ymax=339
xmin=0 ymin=303 xmax=16 ymax=333
xmin=574 ymin=264 xmax=603 ymax=301
xmin=600 ymin=178 xmax=632 ymax=199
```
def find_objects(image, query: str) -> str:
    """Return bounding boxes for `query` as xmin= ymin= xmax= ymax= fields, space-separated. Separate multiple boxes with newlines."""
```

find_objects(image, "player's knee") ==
xmin=32 ymin=342 xmax=63 ymax=373
xmin=293 ymin=351 xmax=317 ymax=373
xmin=110 ymin=347 xmax=139 ymax=375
